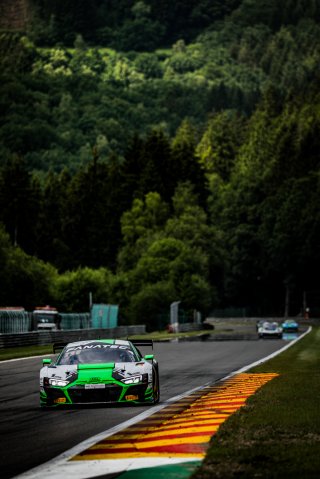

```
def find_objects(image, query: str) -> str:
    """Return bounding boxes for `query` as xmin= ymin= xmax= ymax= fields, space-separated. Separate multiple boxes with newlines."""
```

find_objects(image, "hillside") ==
xmin=27 ymin=0 xmax=242 ymax=49
xmin=2 ymin=1 xmax=319 ymax=174
xmin=0 ymin=0 xmax=320 ymax=322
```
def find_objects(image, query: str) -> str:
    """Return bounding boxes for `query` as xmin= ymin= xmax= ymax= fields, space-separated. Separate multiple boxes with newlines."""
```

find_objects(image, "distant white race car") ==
xmin=258 ymin=321 xmax=283 ymax=339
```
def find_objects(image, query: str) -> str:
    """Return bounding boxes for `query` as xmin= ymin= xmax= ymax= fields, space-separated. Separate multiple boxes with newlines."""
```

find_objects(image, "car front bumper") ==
xmin=40 ymin=382 xmax=152 ymax=406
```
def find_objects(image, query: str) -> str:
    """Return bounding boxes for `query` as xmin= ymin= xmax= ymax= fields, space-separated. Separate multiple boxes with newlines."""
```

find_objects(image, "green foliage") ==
xmin=0 ymin=1 xmax=320 ymax=320
xmin=231 ymin=0 xmax=320 ymax=30
xmin=118 ymin=192 xmax=169 ymax=271
xmin=132 ymin=237 xmax=194 ymax=286
xmin=0 ymin=34 xmax=37 ymax=73
xmin=30 ymin=0 xmax=242 ymax=48
xmin=53 ymin=267 xmax=113 ymax=312
xmin=3 ymin=3 xmax=319 ymax=175
xmin=0 ymin=225 xmax=57 ymax=309
xmin=125 ymin=235 xmax=213 ymax=328
xmin=171 ymin=120 xmax=207 ymax=204
xmin=116 ymin=8 xmax=165 ymax=52
xmin=165 ymin=182 xmax=212 ymax=254
xmin=127 ymin=281 xmax=176 ymax=330
xmin=118 ymin=183 xmax=216 ymax=325
xmin=209 ymin=84 xmax=320 ymax=314
xmin=0 ymin=155 xmax=41 ymax=254
xmin=197 ymin=110 xmax=247 ymax=181
xmin=133 ymin=52 xmax=163 ymax=78
xmin=36 ymin=169 xmax=71 ymax=268
xmin=59 ymin=155 xmax=131 ymax=270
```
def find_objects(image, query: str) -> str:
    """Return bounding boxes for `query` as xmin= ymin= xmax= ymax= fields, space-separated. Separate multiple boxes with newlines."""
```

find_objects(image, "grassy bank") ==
xmin=0 ymin=344 xmax=54 ymax=361
xmin=192 ymin=326 xmax=320 ymax=478
xmin=0 ymin=329 xmax=212 ymax=361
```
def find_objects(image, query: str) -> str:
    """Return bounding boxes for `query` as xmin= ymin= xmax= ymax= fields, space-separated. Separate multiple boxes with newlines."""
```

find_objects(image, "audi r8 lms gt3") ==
xmin=281 ymin=319 xmax=299 ymax=333
xmin=40 ymin=339 xmax=160 ymax=407
xmin=258 ymin=321 xmax=283 ymax=339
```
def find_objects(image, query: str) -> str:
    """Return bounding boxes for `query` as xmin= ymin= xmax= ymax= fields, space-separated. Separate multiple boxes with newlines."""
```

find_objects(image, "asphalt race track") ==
xmin=0 ymin=339 xmax=288 ymax=478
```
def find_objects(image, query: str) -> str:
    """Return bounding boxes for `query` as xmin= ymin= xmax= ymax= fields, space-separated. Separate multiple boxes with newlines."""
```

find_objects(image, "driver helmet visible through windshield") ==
xmin=57 ymin=343 xmax=137 ymax=365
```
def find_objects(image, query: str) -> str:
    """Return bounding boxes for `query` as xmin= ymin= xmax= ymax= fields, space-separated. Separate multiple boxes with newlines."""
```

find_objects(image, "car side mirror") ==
xmin=144 ymin=354 xmax=154 ymax=360
xmin=43 ymin=358 xmax=52 ymax=366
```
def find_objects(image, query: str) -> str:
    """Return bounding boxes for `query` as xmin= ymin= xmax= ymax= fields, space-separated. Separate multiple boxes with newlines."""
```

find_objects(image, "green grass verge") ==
xmin=129 ymin=329 xmax=213 ymax=341
xmin=0 ymin=344 xmax=54 ymax=361
xmin=0 ymin=329 xmax=212 ymax=361
xmin=192 ymin=326 xmax=320 ymax=479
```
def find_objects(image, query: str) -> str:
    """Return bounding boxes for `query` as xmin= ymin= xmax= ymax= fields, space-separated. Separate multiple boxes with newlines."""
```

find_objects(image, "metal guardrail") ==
xmin=0 ymin=325 xmax=147 ymax=349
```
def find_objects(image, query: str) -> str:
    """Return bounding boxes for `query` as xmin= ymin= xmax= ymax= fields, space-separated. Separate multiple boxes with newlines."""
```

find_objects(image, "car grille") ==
xmin=68 ymin=385 xmax=122 ymax=403
xmin=44 ymin=387 xmax=67 ymax=404
xmin=126 ymin=385 xmax=148 ymax=400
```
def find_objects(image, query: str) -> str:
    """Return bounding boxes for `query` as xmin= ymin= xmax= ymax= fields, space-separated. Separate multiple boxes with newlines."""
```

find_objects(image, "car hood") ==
xmin=40 ymin=362 xmax=152 ymax=383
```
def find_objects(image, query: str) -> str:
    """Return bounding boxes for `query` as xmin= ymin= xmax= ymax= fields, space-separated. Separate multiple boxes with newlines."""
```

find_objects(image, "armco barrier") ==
xmin=178 ymin=323 xmax=203 ymax=332
xmin=0 ymin=325 xmax=146 ymax=349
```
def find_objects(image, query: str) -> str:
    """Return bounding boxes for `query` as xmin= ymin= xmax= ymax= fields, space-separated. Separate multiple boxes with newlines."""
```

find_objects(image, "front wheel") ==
xmin=152 ymin=369 xmax=160 ymax=404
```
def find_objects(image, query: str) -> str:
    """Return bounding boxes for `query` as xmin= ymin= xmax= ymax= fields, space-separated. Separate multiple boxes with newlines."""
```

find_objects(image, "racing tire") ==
xmin=152 ymin=368 xmax=160 ymax=405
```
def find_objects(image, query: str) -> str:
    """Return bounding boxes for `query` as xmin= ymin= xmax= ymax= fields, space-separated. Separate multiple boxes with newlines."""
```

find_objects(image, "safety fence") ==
xmin=60 ymin=313 xmax=91 ymax=330
xmin=0 ymin=324 xmax=146 ymax=349
xmin=0 ymin=310 xmax=32 ymax=333
xmin=0 ymin=311 xmax=91 ymax=333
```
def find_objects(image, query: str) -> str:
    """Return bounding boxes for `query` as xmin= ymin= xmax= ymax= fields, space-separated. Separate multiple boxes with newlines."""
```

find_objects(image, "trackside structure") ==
xmin=0 ymin=303 xmax=118 ymax=334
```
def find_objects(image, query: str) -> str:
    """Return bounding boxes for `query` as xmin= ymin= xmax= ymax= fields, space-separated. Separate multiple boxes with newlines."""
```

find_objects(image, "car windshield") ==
xmin=57 ymin=343 xmax=138 ymax=365
xmin=264 ymin=322 xmax=278 ymax=330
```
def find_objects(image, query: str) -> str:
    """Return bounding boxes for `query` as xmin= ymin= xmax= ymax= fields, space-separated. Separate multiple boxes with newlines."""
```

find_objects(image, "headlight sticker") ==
xmin=121 ymin=375 xmax=142 ymax=385
xmin=49 ymin=378 xmax=69 ymax=387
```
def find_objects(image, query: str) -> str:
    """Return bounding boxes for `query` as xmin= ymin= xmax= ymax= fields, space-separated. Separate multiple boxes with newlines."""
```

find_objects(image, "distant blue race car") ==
xmin=281 ymin=319 xmax=299 ymax=333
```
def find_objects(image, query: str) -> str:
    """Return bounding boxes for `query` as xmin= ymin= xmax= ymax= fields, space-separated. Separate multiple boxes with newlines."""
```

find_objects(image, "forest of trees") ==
xmin=1 ymin=0 xmax=320 ymax=325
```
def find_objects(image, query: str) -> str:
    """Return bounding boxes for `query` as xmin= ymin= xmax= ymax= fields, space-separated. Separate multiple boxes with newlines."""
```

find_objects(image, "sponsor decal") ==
xmin=66 ymin=371 xmax=78 ymax=382
xmin=113 ymin=368 xmax=127 ymax=380
xmin=54 ymin=398 xmax=66 ymax=403
xmin=85 ymin=384 xmax=106 ymax=389
xmin=65 ymin=343 xmax=129 ymax=353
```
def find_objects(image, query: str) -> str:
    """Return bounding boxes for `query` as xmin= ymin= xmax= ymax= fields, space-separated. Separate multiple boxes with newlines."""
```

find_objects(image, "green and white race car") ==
xmin=40 ymin=339 xmax=160 ymax=407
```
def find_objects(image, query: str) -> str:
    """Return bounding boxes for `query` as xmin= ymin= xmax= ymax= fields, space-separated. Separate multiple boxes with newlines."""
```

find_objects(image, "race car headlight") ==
xmin=121 ymin=375 xmax=143 ymax=385
xmin=45 ymin=378 xmax=69 ymax=387
xmin=49 ymin=379 xmax=69 ymax=387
